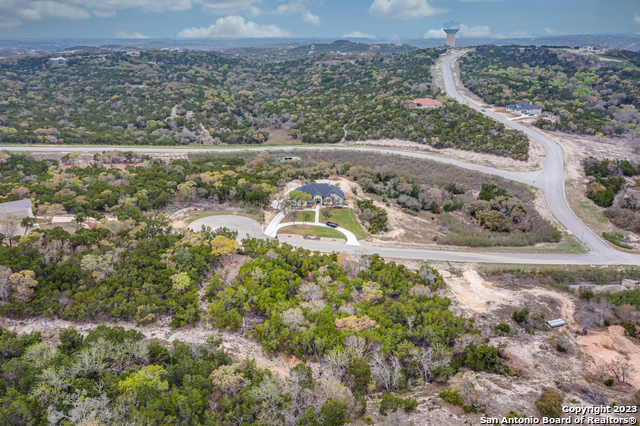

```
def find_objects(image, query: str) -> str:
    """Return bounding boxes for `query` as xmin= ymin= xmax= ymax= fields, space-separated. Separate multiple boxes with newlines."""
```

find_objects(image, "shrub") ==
xmin=496 ymin=323 xmax=510 ymax=334
xmin=438 ymin=388 xmax=465 ymax=406
xmin=464 ymin=344 xmax=499 ymax=372
xmin=320 ymin=398 xmax=348 ymax=426
xmin=556 ymin=344 xmax=567 ymax=353
xmin=379 ymin=393 xmax=417 ymax=415
xmin=349 ymin=358 xmax=371 ymax=394
xmin=512 ymin=308 xmax=529 ymax=324
xmin=604 ymin=379 xmax=614 ymax=387
xmin=602 ymin=232 xmax=632 ymax=249
xmin=478 ymin=184 xmax=509 ymax=201
xmin=506 ymin=410 xmax=526 ymax=419
xmin=536 ymin=388 xmax=563 ymax=418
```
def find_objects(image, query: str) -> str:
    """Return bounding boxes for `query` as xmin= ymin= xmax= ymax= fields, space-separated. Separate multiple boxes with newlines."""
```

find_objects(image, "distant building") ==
xmin=579 ymin=45 xmax=607 ymax=54
xmin=0 ymin=199 xmax=34 ymax=236
xmin=293 ymin=183 xmax=344 ymax=206
xmin=370 ymin=45 xmax=381 ymax=50
xmin=506 ymin=102 xmax=542 ymax=116
xmin=412 ymin=98 xmax=443 ymax=108
xmin=443 ymin=21 xmax=460 ymax=49
xmin=126 ymin=51 xmax=141 ymax=57
xmin=49 ymin=57 xmax=68 ymax=65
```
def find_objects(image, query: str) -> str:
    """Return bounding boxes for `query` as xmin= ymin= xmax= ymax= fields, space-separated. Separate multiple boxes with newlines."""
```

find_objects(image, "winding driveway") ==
xmin=4 ymin=52 xmax=639 ymax=265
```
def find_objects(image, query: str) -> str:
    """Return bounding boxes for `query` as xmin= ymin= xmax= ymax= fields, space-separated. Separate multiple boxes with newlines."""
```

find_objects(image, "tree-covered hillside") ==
xmin=0 ymin=49 xmax=528 ymax=159
xmin=460 ymin=46 xmax=640 ymax=136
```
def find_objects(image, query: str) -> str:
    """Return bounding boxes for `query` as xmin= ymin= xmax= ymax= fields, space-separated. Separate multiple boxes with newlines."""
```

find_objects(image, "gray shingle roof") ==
xmin=0 ymin=199 xmax=32 ymax=218
xmin=507 ymin=101 xmax=542 ymax=110
xmin=294 ymin=183 xmax=344 ymax=199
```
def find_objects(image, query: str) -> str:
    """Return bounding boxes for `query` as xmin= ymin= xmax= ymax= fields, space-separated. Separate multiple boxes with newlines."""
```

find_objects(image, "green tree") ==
xmin=319 ymin=399 xmax=348 ymax=426
xmin=171 ymin=272 xmax=191 ymax=293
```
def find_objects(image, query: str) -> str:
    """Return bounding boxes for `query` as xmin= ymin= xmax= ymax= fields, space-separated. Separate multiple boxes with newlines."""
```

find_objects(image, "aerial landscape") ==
xmin=1 ymin=0 xmax=640 ymax=425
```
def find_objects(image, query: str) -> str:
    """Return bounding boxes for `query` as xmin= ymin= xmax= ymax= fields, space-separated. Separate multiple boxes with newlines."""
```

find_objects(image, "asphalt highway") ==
xmin=2 ymin=51 xmax=638 ymax=265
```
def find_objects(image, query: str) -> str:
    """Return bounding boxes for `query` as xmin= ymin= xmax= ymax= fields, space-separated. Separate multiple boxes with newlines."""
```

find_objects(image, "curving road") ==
xmin=442 ymin=51 xmax=636 ymax=265
xmin=3 ymin=52 xmax=639 ymax=265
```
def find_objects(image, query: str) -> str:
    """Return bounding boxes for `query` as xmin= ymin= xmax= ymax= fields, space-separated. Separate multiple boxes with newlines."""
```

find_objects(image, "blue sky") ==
xmin=2 ymin=0 xmax=640 ymax=39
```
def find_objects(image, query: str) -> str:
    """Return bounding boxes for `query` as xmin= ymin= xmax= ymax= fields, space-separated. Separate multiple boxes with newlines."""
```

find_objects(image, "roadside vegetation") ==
xmin=0 ymin=49 xmax=528 ymax=159
xmin=580 ymin=157 xmax=640 ymax=239
xmin=460 ymin=46 xmax=640 ymax=139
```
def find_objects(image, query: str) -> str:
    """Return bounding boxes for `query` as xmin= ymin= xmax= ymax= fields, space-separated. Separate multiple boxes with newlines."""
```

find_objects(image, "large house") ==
xmin=0 ymin=199 xmax=34 ymax=236
xmin=293 ymin=183 xmax=344 ymax=206
xmin=412 ymin=98 xmax=442 ymax=108
xmin=506 ymin=102 xmax=543 ymax=116
xmin=49 ymin=57 xmax=68 ymax=65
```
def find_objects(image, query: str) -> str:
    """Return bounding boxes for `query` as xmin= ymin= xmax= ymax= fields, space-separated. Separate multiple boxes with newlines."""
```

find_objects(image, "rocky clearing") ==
xmin=4 ymin=265 xmax=639 ymax=425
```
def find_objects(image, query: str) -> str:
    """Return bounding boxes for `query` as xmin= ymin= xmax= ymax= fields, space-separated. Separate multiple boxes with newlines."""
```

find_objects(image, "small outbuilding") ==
xmin=293 ymin=183 xmax=344 ymax=206
xmin=546 ymin=319 xmax=566 ymax=328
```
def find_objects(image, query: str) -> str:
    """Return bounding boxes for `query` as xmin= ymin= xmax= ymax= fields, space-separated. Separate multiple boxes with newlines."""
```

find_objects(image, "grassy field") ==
xmin=187 ymin=210 xmax=261 ymax=224
xmin=290 ymin=210 xmax=316 ymax=224
xmin=278 ymin=225 xmax=346 ymax=239
xmin=323 ymin=208 xmax=367 ymax=239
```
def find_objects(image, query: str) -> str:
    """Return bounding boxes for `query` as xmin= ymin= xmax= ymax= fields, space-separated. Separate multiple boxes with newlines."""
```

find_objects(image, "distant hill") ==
xmin=223 ymin=40 xmax=418 ymax=61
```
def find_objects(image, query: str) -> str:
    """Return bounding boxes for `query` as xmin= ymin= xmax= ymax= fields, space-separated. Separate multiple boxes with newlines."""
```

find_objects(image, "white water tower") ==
xmin=443 ymin=21 xmax=460 ymax=48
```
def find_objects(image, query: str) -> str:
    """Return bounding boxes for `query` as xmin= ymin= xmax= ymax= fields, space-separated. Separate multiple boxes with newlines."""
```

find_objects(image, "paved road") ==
xmin=443 ymin=50 xmax=637 ymax=265
xmin=4 ymin=52 xmax=639 ymax=265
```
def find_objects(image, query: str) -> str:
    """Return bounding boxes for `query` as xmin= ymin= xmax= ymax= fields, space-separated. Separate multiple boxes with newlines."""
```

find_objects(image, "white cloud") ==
xmin=247 ymin=5 xmax=262 ymax=17
xmin=424 ymin=23 xmax=490 ymax=38
xmin=178 ymin=15 xmax=292 ymax=38
xmin=369 ymin=0 xmax=446 ymax=20
xmin=544 ymin=28 xmax=561 ymax=35
xmin=116 ymin=30 xmax=149 ymax=38
xmin=634 ymin=13 xmax=640 ymax=25
xmin=0 ymin=0 xmax=262 ymax=28
xmin=0 ymin=0 xmax=92 ymax=28
xmin=267 ymin=0 xmax=322 ymax=25
xmin=461 ymin=24 xmax=490 ymax=37
xmin=423 ymin=29 xmax=445 ymax=39
xmin=302 ymin=11 xmax=321 ymax=25
xmin=195 ymin=0 xmax=263 ymax=15
xmin=344 ymin=31 xmax=376 ymax=38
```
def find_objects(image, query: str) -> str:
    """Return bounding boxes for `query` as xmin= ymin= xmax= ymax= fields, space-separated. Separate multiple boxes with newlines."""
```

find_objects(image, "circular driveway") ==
xmin=188 ymin=215 xmax=267 ymax=240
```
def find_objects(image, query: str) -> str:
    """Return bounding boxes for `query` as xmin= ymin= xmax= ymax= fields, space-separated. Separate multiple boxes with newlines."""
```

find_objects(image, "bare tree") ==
xmin=369 ymin=352 xmax=392 ymax=391
xmin=0 ymin=212 xmax=22 ymax=246
xmin=0 ymin=266 xmax=11 ymax=302
xmin=605 ymin=356 xmax=634 ymax=384
xmin=575 ymin=299 xmax=615 ymax=329
xmin=411 ymin=346 xmax=433 ymax=383
xmin=369 ymin=353 xmax=402 ymax=392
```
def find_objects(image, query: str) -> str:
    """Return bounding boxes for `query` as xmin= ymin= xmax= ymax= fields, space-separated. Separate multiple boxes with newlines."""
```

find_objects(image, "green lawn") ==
xmin=294 ymin=210 xmax=316 ymax=223
xmin=322 ymin=208 xmax=367 ymax=239
xmin=278 ymin=225 xmax=345 ymax=239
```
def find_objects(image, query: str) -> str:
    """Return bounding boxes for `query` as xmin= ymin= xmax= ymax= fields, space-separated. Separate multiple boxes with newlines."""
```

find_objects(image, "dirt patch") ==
xmin=442 ymin=270 xmax=577 ymax=327
xmin=577 ymin=325 xmax=640 ymax=389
